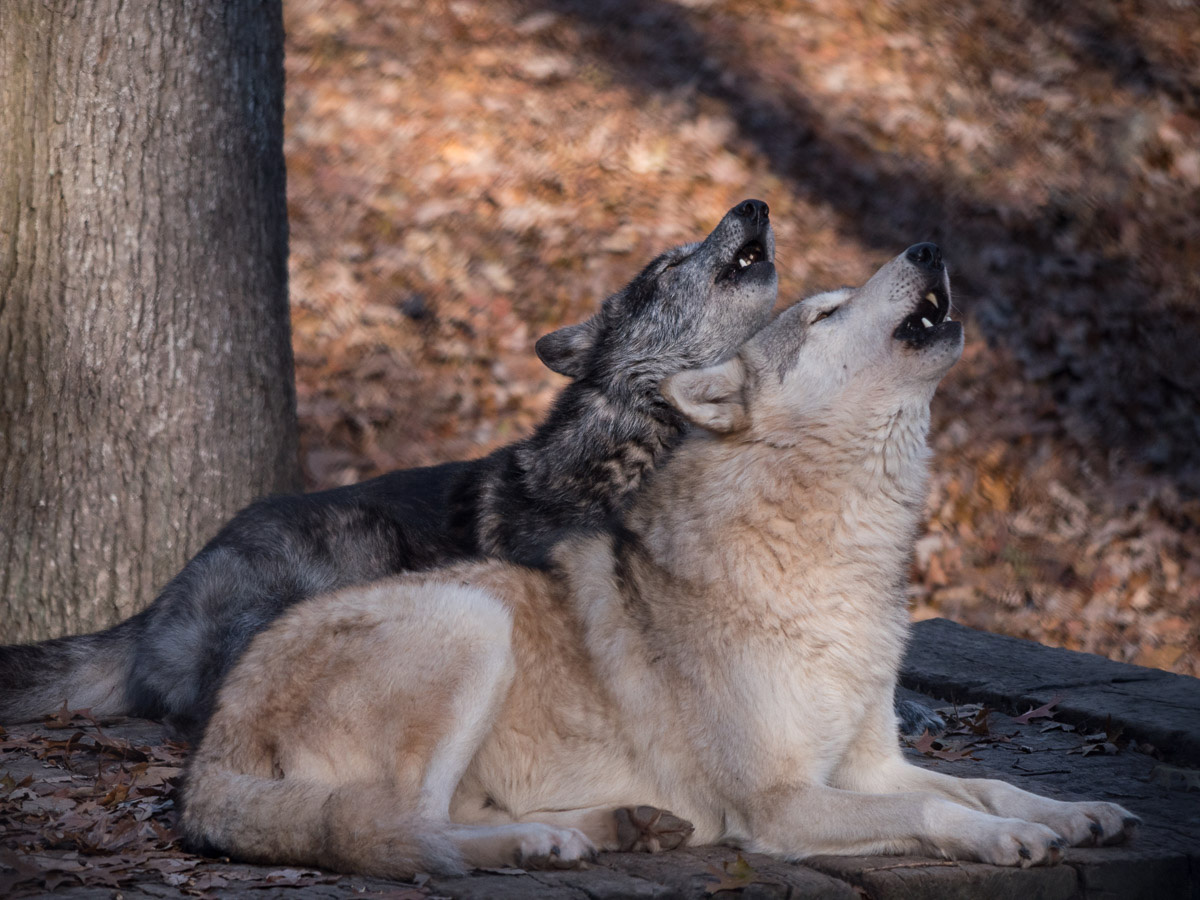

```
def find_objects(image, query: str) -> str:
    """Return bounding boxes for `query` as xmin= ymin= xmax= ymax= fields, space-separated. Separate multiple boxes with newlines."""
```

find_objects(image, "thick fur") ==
xmin=0 ymin=202 xmax=778 ymax=735
xmin=180 ymin=250 xmax=1138 ymax=878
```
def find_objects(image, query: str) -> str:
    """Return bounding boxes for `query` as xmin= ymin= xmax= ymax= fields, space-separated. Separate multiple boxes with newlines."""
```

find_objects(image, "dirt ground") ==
xmin=281 ymin=0 xmax=1200 ymax=676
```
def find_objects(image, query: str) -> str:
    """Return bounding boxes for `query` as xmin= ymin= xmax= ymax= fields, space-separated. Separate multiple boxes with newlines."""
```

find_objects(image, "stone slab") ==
xmin=588 ymin=847 xmax=859 ymax=900
xmin=805 ymin=854 xmax=1080 ymax=900
xmin=902 ymin=617 xmax=1200 ymax=764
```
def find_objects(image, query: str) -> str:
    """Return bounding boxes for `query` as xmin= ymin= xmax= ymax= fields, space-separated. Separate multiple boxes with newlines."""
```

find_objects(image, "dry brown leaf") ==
xmin=704 ymin=853 xmax=761 ymax=894
xmin=1013 ymin=697 xmax=1064 ymax=725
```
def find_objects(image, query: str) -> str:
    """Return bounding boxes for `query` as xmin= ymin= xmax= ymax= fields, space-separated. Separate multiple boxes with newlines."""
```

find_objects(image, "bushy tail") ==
xmin=180 ymin=769 xmax=465 ymax=878
xmin=0 ymin=616 xmax=142 ymax=722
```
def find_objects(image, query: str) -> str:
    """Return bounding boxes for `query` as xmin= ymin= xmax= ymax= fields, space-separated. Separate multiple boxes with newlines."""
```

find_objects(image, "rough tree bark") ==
xmin=0 ymin=1 xmax=299 ymax=642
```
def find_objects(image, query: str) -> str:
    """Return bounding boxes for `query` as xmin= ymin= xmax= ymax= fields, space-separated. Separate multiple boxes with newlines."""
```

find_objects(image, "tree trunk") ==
xmin=0 ymin=1 xmax=298 ymax=642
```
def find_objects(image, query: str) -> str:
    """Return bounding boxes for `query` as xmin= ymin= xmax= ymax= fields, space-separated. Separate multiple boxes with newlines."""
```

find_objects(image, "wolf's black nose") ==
xmin=736 ymin=199 xmax=769 ymax=222
xmin=905 ymin=242 xmax=943 ymax=271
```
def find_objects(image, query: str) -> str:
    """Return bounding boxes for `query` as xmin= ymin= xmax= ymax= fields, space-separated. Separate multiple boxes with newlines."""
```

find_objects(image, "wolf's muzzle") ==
xmin=905 ymin=242 xmax=942 ymax=273
xmin=735 ymin=199 xmax=770 ymax=227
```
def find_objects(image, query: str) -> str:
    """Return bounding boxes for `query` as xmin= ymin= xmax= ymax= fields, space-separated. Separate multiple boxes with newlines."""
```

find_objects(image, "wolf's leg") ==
xmin=368 ymin=582 xmax=598 ymax=870
xmin=744 ymin=782 xmax=1066 ymax=866
xmin=183 ymin=580 xmax=596 ymax=875
xmin=444 ymin=823 xmax=597 ymax=868
xmin=833 ymin=695 xmax=1138 ymax=847
xmin=394 ymin=587 xmax=599 ymax=870
xmin=859 ymin=759 xmax=1137 ymax=847
xmin=488 ymin=805 xmax=694 ymax=853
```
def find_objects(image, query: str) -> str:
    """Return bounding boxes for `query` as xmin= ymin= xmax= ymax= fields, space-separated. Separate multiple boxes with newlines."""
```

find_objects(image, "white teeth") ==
xmin=739 ymin=258 xmax=750 ymax=268
xmin=926 ymin=292 xmax=938 ymax=307
xmin=921 ymin=317 xmax=933 ymax=329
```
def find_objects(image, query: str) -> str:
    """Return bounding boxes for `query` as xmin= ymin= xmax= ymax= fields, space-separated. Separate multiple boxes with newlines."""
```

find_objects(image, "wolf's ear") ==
xmin=535 ymin=318 xmax=600 ymax=379
xmin=660 ymin=356 xmax=748 ymax=433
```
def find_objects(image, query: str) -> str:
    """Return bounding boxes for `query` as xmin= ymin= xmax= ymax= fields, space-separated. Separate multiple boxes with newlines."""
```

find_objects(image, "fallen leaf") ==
xmin=264 ymin=867 xmax=333 ymax=885
xmin=1076 ymin=741 xmax=1120 ymax=756
xmin=132 ymin=766 xmax=182 ymax=790
xmin=101 ymin=782 xmax=131 ymax=807
xmin=936 ymin=747 xmax=976 ymax=761
xmin=1071 ymin=715 xmax=1125 ymax=756
xmin=41 ymin=870 xmax=82 ymax=892
xmin=143 ymin=857 xmax=198 ymax=875
xmin=909 ymin=731 xmax=977 ymax=762
xmin=188 ymin=872 xmax=230 ymax=891
xmin=910 ymin=731 xmax=939 ymax=755
xmin=965 ymin=707 xmax=993 ymax=736
xmin=0 ymin=848 xmax=40 ymax=877
xmin=1013 ymin=696 xmax=1064 ymax=725
xmin=42 ymin=702 xmax=83 ymax=730
xmin=704 ymin=852 xmax=760 ymax=894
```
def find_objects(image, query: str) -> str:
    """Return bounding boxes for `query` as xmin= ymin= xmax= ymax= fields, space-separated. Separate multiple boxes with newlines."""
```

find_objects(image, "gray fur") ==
xmin=0 ymin=201 xmax=778 ymax=736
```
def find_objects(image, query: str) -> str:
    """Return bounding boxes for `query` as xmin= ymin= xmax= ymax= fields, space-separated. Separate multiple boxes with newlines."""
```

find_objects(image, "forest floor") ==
xmin=281 ymin=0 xmax=1200 ymax=677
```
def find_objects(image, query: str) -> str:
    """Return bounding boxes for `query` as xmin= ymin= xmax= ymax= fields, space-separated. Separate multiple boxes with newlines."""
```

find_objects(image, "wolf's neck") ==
xmin=634 ymin=401 xmax=933 ymax=611
xmin=474 ymin=376 xmax=687 ymax=567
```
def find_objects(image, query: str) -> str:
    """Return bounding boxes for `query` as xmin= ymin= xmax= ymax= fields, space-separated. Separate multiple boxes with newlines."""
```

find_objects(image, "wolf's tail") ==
xmin=0 ymin=615 xmax=142 ymax=722
xmin=180 ymin=770 xmax=465 ymax=878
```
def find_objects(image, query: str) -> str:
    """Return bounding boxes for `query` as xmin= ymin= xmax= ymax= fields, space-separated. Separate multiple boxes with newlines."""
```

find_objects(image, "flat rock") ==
xmin=902 ymin=617 xmax=1200 ymax=764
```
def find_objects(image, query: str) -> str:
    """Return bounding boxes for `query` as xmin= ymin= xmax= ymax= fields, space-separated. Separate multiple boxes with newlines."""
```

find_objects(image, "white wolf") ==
xmin=180 ymin=244 xmax=1137 ymax=876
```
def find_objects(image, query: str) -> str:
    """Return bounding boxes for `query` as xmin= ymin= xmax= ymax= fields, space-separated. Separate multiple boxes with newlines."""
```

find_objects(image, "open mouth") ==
xmin=717 ymin=239 xmax=769 ymax=283
xmin=893 ymin=282 xmax=953 ymax=346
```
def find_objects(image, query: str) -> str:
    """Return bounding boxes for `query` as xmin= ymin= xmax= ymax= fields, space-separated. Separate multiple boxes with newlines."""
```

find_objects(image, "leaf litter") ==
xmin=0 ymin=711 xmax=357 ymax=897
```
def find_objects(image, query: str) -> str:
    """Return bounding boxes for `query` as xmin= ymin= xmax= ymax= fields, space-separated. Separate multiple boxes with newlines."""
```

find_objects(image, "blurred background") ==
xmin=282 ymin=0 xmax=1200 ymax=675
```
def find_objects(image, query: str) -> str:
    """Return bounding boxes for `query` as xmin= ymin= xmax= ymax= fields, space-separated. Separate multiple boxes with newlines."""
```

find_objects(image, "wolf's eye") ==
xmin=813 ymin=308 xmax=837 ymax=323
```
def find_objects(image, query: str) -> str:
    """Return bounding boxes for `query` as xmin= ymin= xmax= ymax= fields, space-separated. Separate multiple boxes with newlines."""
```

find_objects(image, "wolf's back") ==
xmin=0 ymin=615 xmax=141 ymax=722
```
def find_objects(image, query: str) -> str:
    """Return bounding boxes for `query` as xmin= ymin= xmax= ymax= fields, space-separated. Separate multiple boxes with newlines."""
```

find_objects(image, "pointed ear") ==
xmin=660 ymin=356 xmax=748 ymax=433
xmin=535 ymin=317 xmax=600 ymax=378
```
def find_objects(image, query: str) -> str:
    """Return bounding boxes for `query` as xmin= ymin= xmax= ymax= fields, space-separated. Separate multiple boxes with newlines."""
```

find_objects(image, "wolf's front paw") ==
xmin=1033 ymin=800 xmax=1140 ymax=847
xmin=967 ymin=818 xmax=1065 ymax=867
xmin=613 ymin=805 xmax=694 ymax=853
xmin=514 ymin=824 xmax=597 ymax=869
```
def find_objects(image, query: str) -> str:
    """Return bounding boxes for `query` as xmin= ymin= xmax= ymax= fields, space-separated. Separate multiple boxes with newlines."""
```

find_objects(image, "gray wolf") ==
xmin=179 ymin=244 xmax=1138 ymax=876
xmin=0 ymin=201 xmax=778 ymax=736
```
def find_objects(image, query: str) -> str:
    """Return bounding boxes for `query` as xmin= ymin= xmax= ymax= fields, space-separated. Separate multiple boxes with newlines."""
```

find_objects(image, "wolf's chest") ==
xmin=714 ymin=579 xmax=909 ymax=763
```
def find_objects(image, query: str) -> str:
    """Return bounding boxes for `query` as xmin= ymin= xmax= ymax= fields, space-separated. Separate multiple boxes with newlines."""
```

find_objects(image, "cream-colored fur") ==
xmin=181 ymin=251 xmax=1136 ymax=877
